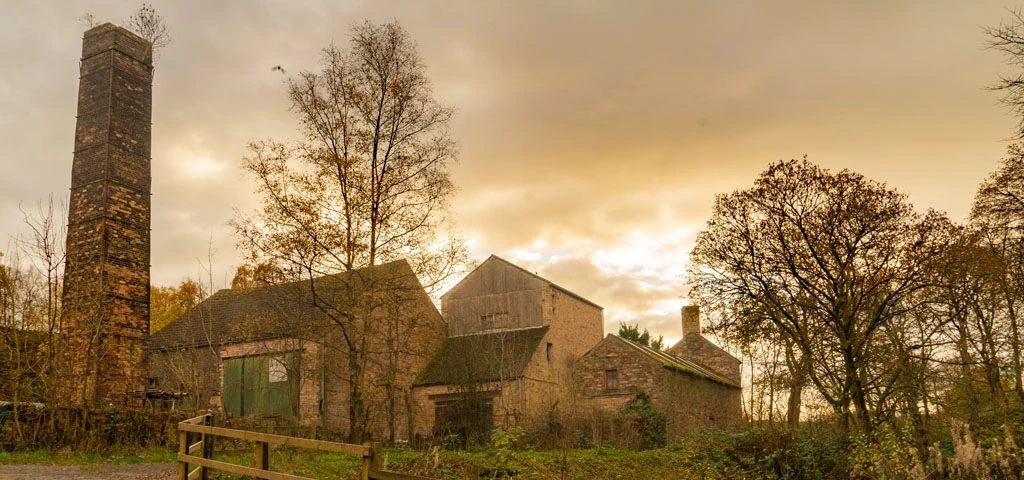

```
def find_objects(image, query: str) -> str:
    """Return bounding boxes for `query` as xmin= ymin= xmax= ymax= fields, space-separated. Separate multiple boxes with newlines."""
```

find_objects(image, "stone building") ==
xmin=667 ymin=306 xmax=742 ymax=383
xmin=148 ymin=259 xmax=444 ymax=441
xmin=576 ymin=306 xmax=742 ymax=439
xmin=61 ymin=23 xmax=153 ymax=406
xmin=410 ymin=255 xmax=604 ymax=443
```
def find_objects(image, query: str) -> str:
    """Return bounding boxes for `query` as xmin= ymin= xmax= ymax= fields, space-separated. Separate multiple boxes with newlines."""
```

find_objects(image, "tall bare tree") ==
xmin=987 ymin=10 xmax=1024 ymax=139
xmin=971 ymin=143 xmax=1024 ymax=400
xmin=688 ymin=159 xmax=948 ymax=435
xmin=232 ymin=21 xmax=466 ymax=442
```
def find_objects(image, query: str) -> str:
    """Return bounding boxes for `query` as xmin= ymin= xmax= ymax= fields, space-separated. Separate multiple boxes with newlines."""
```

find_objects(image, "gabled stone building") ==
xmin=149 ymin=259 xmax=444 ymax=441
xmin=410 ymin=255 xmax=604 ymax=442
xmin=576 ymin=306 xmax=742 ymax=438
xmin=667 ymin=306 xmax=741 ymax=384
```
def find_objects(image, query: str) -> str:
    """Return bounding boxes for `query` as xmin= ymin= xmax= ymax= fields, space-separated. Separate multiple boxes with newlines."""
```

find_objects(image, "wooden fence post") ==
xmin=178 ymin=428 xmax=188 ymax=480
xmin=362 ymin=441 xmax=371 ymax=480
xmin=256 ymin=440 xmax=269 ymax=471
xmin=370 ymin=442 xmax=383 ymax=471
xmin=201 ymin=414 xmax=213 ymax=480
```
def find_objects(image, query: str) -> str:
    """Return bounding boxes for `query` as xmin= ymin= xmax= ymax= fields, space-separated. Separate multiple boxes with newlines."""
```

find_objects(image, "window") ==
xmin=546 ymin=343 xmax=553 ymax=362
xmin=479 ymin=312 xmax=510 ymax=331
xmin=269 ymin=357 xmax=288 ymax=383
xmin=223 ymin=352 xmax=299 ymax=418
xmin=605 ymin=369 xmax=619 ymax=390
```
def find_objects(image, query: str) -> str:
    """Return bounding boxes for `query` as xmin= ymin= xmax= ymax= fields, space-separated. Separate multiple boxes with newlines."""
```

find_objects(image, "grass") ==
xmin=0 ymin=427 xmax=840 ymax=479
xmin=0 ymin=442 xmax=742 ymax=479
xmin=193 ymin=443 xmax=734 ymax=480
xmin=0 ymin=446 xmax=176 ymax=465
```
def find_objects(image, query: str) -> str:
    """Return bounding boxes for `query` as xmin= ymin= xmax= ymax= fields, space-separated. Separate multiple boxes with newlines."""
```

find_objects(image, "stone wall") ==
xmin=410 ymin=284 xmax=605 ymax=440
xmin=150 ymin=338 xmax=322 ymax=426
xmin=666 ymin=306 xmax=742 ymax=384
xmin=576 ymin=335 xmax=742 ymax=440
xmin=62 ymin=23 xmax=153 ymax=406
xmin=148 ymin=268 xmax=445 ymax=442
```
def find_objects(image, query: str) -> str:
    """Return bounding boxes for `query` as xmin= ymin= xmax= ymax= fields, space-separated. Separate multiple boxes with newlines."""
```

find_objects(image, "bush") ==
xmin=690 ymin=423 xmax=849 ymax=479
xmin=615 ymin=392 xmax=668 ymax=449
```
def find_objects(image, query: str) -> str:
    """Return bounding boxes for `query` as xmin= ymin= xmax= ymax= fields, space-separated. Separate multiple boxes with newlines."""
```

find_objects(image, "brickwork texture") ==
xmin=62 ymin=23 xmax=153 ymax=406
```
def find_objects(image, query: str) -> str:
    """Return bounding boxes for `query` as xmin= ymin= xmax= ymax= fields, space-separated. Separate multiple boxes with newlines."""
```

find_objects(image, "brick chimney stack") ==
xmin=682 ymin=305 xmax=700 ymax=339
xmin=62 ymin=23 xmax=153 ymax=406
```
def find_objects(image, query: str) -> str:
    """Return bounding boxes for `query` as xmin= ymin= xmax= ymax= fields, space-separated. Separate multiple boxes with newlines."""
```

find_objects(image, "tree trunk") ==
xmin=347 ymin=350 xmax=366 ymax=444
xmin=1006 ymin=298 xmax=1024 ymax=401
xmin=784 ymin=342 xmax=805 ymax=428
xmin=955 ymin=319 xmax=980 ymax=424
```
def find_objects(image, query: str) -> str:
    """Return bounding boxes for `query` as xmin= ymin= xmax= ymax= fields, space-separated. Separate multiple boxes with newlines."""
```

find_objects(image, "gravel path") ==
xmin=0 ymin=463 xmax=177 ymax=479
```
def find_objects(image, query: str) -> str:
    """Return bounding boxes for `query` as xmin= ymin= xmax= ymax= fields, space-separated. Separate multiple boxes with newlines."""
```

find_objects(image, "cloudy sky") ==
xmin=1 ymin=1 xmax=1020 ymax=344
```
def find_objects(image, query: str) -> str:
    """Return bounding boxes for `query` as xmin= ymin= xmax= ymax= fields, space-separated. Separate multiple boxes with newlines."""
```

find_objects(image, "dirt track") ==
xmin=0 ymin=463 xmax=176 ymax=479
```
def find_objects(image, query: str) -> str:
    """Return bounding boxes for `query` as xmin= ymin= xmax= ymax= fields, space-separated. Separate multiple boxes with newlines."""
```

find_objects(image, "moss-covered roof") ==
xmin=149 ymin=259 xmax=421 ymax=351
xmin=414 ymin=326 xmax=549 ymax=386
xmin=611 ymin=335 xmax=741 ymax=388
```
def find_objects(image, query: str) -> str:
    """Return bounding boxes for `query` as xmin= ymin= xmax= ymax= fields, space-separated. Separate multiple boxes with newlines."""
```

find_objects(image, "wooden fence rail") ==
xmin=176 ymin=414 xmax=434 ymax=480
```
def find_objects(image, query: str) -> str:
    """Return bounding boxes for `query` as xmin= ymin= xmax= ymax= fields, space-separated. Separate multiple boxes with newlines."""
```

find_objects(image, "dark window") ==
xmin=480 ymin=312 xmax=510 ymax=331
xmin=546 ymin=342 xmax=553 ymax=362
xmin=605 ymin=369 xmax=619 ymax=390
xmin=433 ymin=395 xmax=494 ymax=446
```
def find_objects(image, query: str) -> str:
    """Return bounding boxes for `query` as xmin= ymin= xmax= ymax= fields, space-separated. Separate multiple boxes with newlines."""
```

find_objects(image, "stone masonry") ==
xmin=666 ymin=306 xmax=741 ymax=384
xmin=62 ymin=24 xmax=153 ymax=406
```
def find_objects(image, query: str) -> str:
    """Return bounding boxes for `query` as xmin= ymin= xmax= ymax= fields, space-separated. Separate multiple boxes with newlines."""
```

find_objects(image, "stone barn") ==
xmin=576 ymin=306 xmax=742 ymax=439
xmin=410 ymin=255 xmax=604 ymax=443
xmin=149 ymin=259 xmax=444 ymax=442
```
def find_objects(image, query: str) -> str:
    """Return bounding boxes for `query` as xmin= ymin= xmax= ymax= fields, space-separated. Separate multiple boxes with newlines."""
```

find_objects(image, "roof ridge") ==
xmin=445 ymin=255 xmax=602 ymax=309
xmin=612 ymin=335 xmax=739 ymax=388
xmin=150 ymin=258 xmax=419 ymax=351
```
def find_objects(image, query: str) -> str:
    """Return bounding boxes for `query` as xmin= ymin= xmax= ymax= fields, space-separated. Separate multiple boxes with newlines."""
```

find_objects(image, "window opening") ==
xmin=605 ymin=369 xmax=619 ymax=390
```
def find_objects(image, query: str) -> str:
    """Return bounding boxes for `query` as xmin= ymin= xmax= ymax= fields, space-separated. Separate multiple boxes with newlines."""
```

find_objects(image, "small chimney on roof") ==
xmin=682 ymin=305 xmax=700 ymax=339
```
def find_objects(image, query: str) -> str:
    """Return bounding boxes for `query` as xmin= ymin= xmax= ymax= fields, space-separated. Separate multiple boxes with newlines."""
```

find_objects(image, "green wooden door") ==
xmin=222 ymin=353 xmax=298 ymax=419
xmin=223 ymin=357 xmax=244 ymax=416
xmin=264 ymin=354 xmax=297 ymax=418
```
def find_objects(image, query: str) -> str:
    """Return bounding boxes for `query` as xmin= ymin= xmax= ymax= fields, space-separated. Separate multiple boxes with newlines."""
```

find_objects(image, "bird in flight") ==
xmin=272 ymin=65 xmax=285 ymax=74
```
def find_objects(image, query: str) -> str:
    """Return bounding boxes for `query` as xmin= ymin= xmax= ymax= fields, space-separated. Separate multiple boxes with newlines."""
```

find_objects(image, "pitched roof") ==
xmin=443 ymin=255 xmax=602 ymax=310
xmin=149 ymin=259 xmax=420 ymax=351
xmin=667 ymin=335 xmax=742 ymax=366
xmin=414 ymin=326 xmax=549 ymax=386
xmin=609 ymin=335 xmax=741 ymax=388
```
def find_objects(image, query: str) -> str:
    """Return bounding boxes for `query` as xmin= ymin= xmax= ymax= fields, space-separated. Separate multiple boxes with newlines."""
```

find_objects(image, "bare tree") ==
xmin=125 ymin=3 xmax=171 ymax=64
xmin=971 ymin=143 xmax=1024 ymax=399
xmin=79 ymin=4 xmax=171 ymax=66
xmin=987 ymin=10 xmax=1024 ymax=139
xmin=0 ymin=196 xmax=67 ymax=445
xmin=18 ymin=196 xmax=66 ymax=403
xmin=687 ymin=158 xmax=949 ymax=435
xmin=232 ymin=21 xmax=466 ymax=443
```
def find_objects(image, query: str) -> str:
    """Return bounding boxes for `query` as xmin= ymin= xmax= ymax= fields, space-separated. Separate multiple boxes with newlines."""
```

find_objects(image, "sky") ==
xmin=1 ymin=1 xmax=1020 ymax=345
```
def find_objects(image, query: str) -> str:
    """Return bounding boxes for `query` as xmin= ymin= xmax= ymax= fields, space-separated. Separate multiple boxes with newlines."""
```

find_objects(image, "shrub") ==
xmin=615 ymin=392 xmax=667 ymax=449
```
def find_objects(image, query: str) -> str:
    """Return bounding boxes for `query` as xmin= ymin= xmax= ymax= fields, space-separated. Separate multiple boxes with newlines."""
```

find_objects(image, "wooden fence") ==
xmin=176 ymin=414 xmax=434 ymax=480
